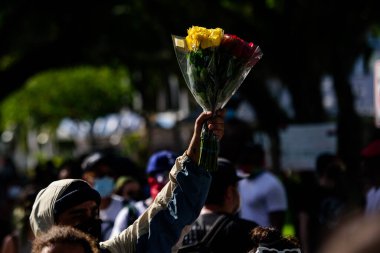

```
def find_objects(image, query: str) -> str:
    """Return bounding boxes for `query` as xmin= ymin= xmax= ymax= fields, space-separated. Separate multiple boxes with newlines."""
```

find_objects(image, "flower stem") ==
xmin=198 ymin=122 xmax=220 ymax=171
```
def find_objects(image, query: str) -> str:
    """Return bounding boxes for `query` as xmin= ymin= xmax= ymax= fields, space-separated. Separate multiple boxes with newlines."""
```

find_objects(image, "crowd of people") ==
xmin=0 ymin=109 xmax=380 ymax=253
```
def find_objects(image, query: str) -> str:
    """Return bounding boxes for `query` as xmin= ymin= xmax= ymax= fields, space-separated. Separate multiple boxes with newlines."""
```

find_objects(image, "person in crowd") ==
xmin=31 ymin=226 xmax=99 ymax=253
xmin=237 ymin=143 xmax=288 ymax=230
xmin=360 ymin=139 xmax=380 ymax=215
xmin=29 ymin=109 xmax=225 ymax=253
xmin=296 ymin=152 xmax=355 ymax=253
xmin=114 ymin=176 xmax=142 ymax=203
xmin=33 ymin=160 xmax=58 ymax=189
xmin=248 ymin=226 xmax=301 ymax=253
xmin=1 ymin=184 xmax=38 ymax=253
xmin=0 ymin=155 xmax=20 ymax=244
xmin=80 ymin=152 xmax=125 ymax=241
xmin=135 ymin=150 xmax=178 ymax=213
xmin=110 ymin=150 xmax=177 ymax=238
xmin=109 ymin=176 xmax=142 ymax=239
xmin=181 ymin=157 xmax=258 ymax=253
xmin=57 ymin=159 xmax=83 ymax=180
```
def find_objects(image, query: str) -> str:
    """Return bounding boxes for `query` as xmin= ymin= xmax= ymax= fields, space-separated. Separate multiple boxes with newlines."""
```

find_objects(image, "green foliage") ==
xmin=0 ymin=0 xmax=379 ymax=174
xmin=120 ymin=131 xmax=148 ymax=167
xmin=370 ymin=24 xmax=380 ymax=37
xmin=0 ymin=53 xmax=19 ymax=71
xmin=1 ymin=66 xmax=134 ymax=129
xmin=220 ymin=0 xmax=253 ymax=18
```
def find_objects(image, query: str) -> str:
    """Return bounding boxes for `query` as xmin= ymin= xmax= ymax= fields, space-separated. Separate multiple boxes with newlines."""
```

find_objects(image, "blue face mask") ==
xmin=94 ymin=176 xmax=115 ymax=198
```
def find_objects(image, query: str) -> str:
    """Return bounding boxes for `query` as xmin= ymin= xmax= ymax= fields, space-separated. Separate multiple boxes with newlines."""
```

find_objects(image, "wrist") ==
xmin=186 ymin=137 xmax=200 ymax=163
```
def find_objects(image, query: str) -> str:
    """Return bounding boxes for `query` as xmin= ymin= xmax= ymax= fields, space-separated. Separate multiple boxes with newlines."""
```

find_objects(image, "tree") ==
xmin=246 ymin=0 xmax=380 ymax=174
xmin=1 ymin=66 xmax=134 ymax=129
xmin=1 ymin=0 xmax=380 ymax=174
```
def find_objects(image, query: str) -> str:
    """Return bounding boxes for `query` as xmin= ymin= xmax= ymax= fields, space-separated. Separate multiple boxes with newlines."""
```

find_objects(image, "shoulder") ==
xmin=261 ymin=171 xmax=285 ymax=185
xmin=261 ymin=170 xmax=278 ymax=179
xmin=226 ymin=216 xmax=258 ymax=231
xmin=240 ymin=171 xmax=282 ymax=187
xmin=210 ymin=215 xmax=256 ymax=252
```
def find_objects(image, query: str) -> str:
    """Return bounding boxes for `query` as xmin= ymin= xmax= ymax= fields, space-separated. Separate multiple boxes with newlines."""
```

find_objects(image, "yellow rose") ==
xmin=185 ymin=26 xmax=224 ymax=51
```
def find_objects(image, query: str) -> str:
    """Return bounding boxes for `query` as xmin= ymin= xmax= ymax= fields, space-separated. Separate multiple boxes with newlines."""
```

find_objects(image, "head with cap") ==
xmin=361 ymin=139 xmax=380 ymax=158
xmin=81 ymin=152 xmax=116 ymax=198
xmin=315 ymin=152 xmax=345 ymax=189
xmin=237 ymin=143 xmax=266 ymax=176
xmin=114 ymin=176 xmax=142 ymax=201
xmin=30 ymin=179 xmax=102 ymax=241
xmin=205 ymin=157 xmax=241 ymax=214
xmin=360 ymin=139 xmax=380 ymax=188
xmin=146 ymin=150 xmax=177 ymax=200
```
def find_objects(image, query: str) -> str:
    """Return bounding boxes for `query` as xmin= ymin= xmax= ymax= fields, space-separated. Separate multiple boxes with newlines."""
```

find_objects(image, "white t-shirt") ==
xmin=100 ymin=194 xmax=124 ymax=240
xmin=238 ymin=171 xmax=288 ymax=226
xmin=365 ymin=187 xmax=380 ymax=215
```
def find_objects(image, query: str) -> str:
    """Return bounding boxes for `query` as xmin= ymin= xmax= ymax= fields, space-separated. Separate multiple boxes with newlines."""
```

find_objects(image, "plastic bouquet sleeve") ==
xmin=172 ymin=26 xmax=263 ymax=171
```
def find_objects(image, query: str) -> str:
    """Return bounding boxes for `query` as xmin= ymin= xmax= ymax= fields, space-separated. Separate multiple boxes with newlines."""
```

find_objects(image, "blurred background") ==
xmin=1 ymin=0 xmax=380 ymax=175
xmin=1 ymin=0 xmax=380 ymax=246
xmin=1 ymin=0 xmax=380 ymax=172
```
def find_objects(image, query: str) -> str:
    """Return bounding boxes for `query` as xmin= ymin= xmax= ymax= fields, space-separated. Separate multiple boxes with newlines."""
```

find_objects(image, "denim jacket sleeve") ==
xmin=100 ymin=154 xmax=211 ymax=253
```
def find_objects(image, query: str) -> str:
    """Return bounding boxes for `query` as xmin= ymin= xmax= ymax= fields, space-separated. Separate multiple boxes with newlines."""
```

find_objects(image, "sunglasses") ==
xmin=251 ymin=246 xmax=301 ymax=253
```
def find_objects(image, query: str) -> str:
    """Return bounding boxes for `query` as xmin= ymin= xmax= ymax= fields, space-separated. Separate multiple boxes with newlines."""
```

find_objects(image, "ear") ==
xmin=225 ymin=185 xmax=235 ymax=201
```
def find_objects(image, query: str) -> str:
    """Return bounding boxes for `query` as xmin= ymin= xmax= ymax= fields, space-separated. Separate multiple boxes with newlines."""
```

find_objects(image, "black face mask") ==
xmin=74 ymin=218 xmax=102 ymax=242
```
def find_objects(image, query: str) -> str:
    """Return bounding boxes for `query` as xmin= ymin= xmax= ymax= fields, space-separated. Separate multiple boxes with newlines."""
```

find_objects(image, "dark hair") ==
xmin=58 ymin=159 xmax=83 ymax=179
xmin=205 ymin=158 xmax=240 ymax=206
xmin=250 ymin=226 xmax=300 ymax=251
xmin=237 ymin=144 xmax=265 ymax=167
xmin=32 ymin=226 xmax=99 ymax=253
xmin=316 ymin=153 xmax=345 ymax=179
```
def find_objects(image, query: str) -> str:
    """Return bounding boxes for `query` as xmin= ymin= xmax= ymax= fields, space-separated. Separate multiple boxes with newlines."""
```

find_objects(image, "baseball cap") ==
xmin=81 ymin=152 xmax=108 ymax=172
xmin=206 ymin=158 xmax=241 ymax=205
xmin=361 ymin=139 xmax=380 ymax=158
xmin=213 ymin=157 xmax=242 ymax=185
xmin=146 ymin=150 xmax=178 ymax=175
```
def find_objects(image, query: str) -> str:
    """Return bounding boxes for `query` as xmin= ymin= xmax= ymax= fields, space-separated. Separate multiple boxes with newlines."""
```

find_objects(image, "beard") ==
xmin=74 ymin=218 xmax=102 ymax=242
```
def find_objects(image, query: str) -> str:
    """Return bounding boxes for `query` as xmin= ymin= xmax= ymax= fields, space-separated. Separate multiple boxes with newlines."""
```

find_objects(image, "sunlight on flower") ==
xmin=185 ymin=26 xmax=224 ymax=51
xmin=173 ymin=26 xmax=262 ymax=171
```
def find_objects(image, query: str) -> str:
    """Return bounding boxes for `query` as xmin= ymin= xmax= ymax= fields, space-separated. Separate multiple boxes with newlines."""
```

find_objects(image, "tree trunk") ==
xmin=332 ymin=61 xmax=361 ymax=178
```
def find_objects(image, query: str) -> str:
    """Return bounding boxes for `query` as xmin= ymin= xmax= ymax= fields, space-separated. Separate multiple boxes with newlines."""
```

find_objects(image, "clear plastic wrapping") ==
xmin=173 ymin=27 xmax=263 ymax=171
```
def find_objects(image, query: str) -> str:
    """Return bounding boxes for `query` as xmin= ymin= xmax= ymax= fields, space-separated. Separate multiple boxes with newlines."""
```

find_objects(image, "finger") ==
xmin=208 ymin=119 xmax=224 ymax=130
xmin=216 ymin=108 xmax=227 ymax=117
xmin=195 ymin=111 xmax=212 ymax=132
xmin=208 ymin=122 xmax=224 ymax=132
xmin=210 ymin=128 xmax=224 ymax=140
xmin=212 ymin=116 xmax=224 ymax=124
xmin=207 ymin=115 xmax=224 ymax=126
xmin=198 ymin=111 xmax=212 ymax=122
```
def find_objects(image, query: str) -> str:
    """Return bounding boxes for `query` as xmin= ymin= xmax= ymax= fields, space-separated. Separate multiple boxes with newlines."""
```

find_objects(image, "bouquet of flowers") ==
xmin=172 ymin=26 xmax=263 ymax=171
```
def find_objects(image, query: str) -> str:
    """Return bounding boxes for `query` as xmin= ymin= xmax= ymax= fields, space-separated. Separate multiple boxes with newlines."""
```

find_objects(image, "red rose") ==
xmin=221 ymin=34 xmax=256 ymax=59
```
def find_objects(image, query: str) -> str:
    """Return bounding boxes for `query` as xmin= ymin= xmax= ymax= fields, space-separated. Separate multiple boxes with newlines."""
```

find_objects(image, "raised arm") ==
xmin=101 ymin=109 xmax=225 ymax=253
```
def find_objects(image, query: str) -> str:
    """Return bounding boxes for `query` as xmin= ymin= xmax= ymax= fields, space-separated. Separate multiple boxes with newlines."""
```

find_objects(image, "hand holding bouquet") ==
xmin=173 ymin=26 xmax=263 ymax=171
